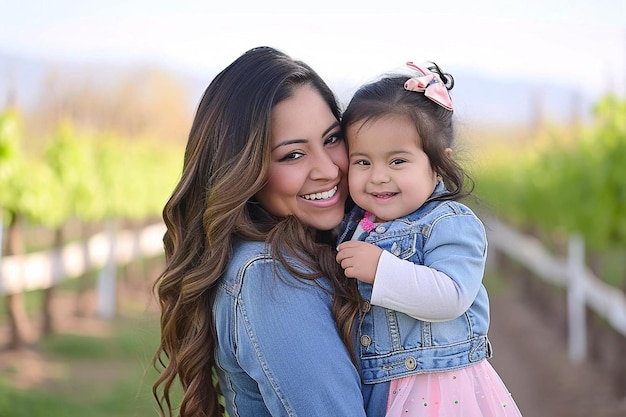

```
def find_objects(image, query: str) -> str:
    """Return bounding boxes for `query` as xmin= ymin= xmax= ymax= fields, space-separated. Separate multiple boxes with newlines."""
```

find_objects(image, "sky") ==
xmin=1 ymin=0 xmax=625 ymax=100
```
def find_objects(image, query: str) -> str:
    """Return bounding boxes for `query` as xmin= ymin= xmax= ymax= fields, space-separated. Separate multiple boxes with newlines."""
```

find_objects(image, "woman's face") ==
xmin=255 ymin=84 xmax=349 ymax=231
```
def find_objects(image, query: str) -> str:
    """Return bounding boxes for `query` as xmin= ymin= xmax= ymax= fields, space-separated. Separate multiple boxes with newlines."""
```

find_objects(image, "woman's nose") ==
xmin=310 ymin=150 xmax=340 ymax=180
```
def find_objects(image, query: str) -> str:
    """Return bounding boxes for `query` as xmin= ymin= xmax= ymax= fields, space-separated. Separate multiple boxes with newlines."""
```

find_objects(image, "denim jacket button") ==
xmin=361 ymin=300 xmax=371 ymax=313
xmin=374 ymin=225 xmax=386 ymax=234
xmin=360 ymin=334 xmax=371 ymax=347
xmin=404 ymin=356 xmax=417 ymax=370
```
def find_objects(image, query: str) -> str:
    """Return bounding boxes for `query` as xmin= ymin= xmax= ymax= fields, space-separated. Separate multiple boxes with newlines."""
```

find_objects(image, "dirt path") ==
xmin=488 ymin=287 xmax=626 ymax=417
xmin=0 ymin=285 xmax=154 ymax=391
xmin=3 ymin=282 xmax=626 ymax=416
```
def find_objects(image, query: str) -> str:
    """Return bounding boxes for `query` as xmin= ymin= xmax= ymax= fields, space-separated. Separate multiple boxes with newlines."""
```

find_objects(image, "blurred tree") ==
xmin=0 ymin=108 xmax=35 ymax=349
xmin=38 ymin=120 xmax=90 ymax=335
xmin=26 ymin=65 xmax=192 ymax=147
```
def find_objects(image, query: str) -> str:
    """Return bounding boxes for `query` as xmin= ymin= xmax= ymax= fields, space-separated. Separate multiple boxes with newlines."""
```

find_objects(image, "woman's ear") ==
xmin=445 ymin=147 xmax=453 ymax=157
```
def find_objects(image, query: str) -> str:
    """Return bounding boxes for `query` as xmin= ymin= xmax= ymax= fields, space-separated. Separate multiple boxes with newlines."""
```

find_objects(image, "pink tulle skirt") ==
xmin=386 ymin=360 xmax=523 ymax=417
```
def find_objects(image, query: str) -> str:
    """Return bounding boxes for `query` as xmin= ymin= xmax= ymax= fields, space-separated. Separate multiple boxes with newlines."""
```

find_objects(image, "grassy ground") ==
xmin=0 ymin=286 xmax=169 ymax=417
xmin=3 ymin=260 xmax=624 ymax=417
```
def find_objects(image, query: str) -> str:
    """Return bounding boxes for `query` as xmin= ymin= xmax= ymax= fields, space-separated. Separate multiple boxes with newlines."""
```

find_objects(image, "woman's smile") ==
xmin=300 ymin=185 xmax=338 ymax=201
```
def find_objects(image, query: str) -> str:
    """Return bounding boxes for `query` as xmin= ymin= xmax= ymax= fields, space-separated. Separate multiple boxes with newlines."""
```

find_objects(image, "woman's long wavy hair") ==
xmin=152 ymin=47 xmax=362 ymax=417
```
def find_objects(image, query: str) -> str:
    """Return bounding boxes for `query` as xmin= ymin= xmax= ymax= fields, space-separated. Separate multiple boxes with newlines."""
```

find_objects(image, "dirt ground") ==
xmin=488 ymin=287 xmax=626 ymax=417
xmin=0 ymin=284 xmax=156 ymax=391
xmin=2 ymin=282 xmax=626 ymax=416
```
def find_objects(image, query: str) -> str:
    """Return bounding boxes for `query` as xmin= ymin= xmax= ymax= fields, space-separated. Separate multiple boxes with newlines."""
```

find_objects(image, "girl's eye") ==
xmin=324 ymin=132 xmax=344 ymax=146
xmin=279 ymin=151 xmax=305 ymax=162
xmin=390 ymin=159 xmax=406 ymax=166
xmin=354 ymin=160 xmax=370 ymax=166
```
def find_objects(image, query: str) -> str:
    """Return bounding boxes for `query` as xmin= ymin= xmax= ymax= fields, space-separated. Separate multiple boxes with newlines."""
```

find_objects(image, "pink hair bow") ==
xmin=404 ymin=62 xmax=454 ymax=111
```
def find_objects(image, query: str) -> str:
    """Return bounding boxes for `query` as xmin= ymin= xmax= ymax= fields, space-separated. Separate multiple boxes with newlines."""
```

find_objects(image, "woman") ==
xmin=152 ymin=47 xmax=388 ymax=417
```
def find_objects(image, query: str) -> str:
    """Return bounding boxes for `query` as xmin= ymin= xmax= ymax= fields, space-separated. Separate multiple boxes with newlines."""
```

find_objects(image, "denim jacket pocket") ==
xmin=369 ymin=232 xmax=419 ymax=261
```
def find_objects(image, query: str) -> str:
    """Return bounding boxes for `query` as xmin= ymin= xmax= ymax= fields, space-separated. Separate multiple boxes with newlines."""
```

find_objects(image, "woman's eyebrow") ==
xmin=272 ymin=121 xmax=340 ymax=151
xmin=272 ymin=138 xmax=307 ymax=151
xmin=321 ymin=121 xmax=340 ymax=138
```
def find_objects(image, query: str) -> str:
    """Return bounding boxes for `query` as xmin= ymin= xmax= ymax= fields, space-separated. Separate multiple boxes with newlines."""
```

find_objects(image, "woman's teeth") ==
xmin=301 ymin=186 xmax=337 ymax=201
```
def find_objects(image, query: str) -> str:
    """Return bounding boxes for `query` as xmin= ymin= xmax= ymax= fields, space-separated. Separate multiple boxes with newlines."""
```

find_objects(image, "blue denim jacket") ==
xmin=213 ymin=239 xmax=389 ymax=417
xmin=338 ymin=182 xmax=492 ymax=384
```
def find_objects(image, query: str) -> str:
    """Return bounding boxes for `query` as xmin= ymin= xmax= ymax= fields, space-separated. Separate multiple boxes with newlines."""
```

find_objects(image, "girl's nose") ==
xmin=369 ymin=164 xmax=390 ymax=184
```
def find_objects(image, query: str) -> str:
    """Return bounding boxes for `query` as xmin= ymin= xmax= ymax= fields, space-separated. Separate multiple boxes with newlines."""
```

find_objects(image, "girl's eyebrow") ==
xmin=271 ymin=121 xmax=340 ymax=151
xmin=350 ymin=149 xmax=413 ymax=158
xmin=349 ymin=150 xmax=369 ymax=158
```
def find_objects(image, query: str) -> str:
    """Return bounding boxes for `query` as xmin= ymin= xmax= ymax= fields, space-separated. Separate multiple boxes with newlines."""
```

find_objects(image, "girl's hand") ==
xmin=336 ymin=241 xmax=383 ymax=284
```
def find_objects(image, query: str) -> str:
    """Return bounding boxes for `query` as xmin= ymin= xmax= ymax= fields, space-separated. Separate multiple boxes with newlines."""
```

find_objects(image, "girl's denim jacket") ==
xmin=213 ymin=239 xmax=388 ymax=416
xmin=338 ymin=182 xmax=492 ymax=384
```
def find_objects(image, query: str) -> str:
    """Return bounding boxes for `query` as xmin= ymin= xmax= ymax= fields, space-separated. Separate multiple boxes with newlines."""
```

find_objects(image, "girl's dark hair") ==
xmin=152 ymin=46 xmax=361 ymax=417
xmin=341 ymin=62 xmax=473 ymax=201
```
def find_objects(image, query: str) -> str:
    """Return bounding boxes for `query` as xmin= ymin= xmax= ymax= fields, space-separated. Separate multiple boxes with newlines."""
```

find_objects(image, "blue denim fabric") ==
xmin=213 ymin=239 xmax=388 ymax=416
xmin=339 ymin=182 xmax=492 ymax=384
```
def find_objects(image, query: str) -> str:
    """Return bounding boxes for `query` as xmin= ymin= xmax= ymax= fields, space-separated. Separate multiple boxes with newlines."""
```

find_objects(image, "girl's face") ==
xmin=255 ymin=84 xmax=349 ymax=231
xmin=346 ymin=114 xmax=438 ymax=222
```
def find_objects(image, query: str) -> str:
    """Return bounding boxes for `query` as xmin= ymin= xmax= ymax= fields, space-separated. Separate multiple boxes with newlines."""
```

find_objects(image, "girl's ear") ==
xmin=444 ymin=147 xmax=453 ymax=157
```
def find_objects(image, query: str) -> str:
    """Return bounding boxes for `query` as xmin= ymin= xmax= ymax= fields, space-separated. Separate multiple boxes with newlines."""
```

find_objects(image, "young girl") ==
xmin=336 ymin=62 xmax=523 ymax=416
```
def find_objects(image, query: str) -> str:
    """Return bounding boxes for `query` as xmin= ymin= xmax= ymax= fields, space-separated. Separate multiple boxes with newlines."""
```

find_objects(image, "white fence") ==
xmin=484 ymin=215 xmax=626 ymax=362
xmin=0 ymin=221 xmax=166 ymax=318
xmin=2 ymin=215 xmax=626 ymax=356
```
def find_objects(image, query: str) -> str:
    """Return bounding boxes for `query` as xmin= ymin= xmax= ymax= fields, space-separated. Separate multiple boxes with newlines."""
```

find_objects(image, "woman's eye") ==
xmin=279 ymin=151 xmax=305 ymax=162
xmin=324 ymin=132 xmax=344 ymax=146
xmin=354 ymin=160 xmax=370 ymax=166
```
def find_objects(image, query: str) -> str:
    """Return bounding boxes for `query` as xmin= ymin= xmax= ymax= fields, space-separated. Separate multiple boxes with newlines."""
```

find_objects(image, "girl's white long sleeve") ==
xmin=370 ymin=250 xmax=474 ymax=322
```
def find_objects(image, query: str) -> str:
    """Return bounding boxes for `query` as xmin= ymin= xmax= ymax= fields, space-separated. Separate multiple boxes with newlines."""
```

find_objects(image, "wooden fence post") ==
xmin=0 ymin=213 xmax=3 ymax=295
xmin=567 ymin=234 xmax=586 ymax=363
xmin=96 ymin=219 xmax=117 ymax=319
